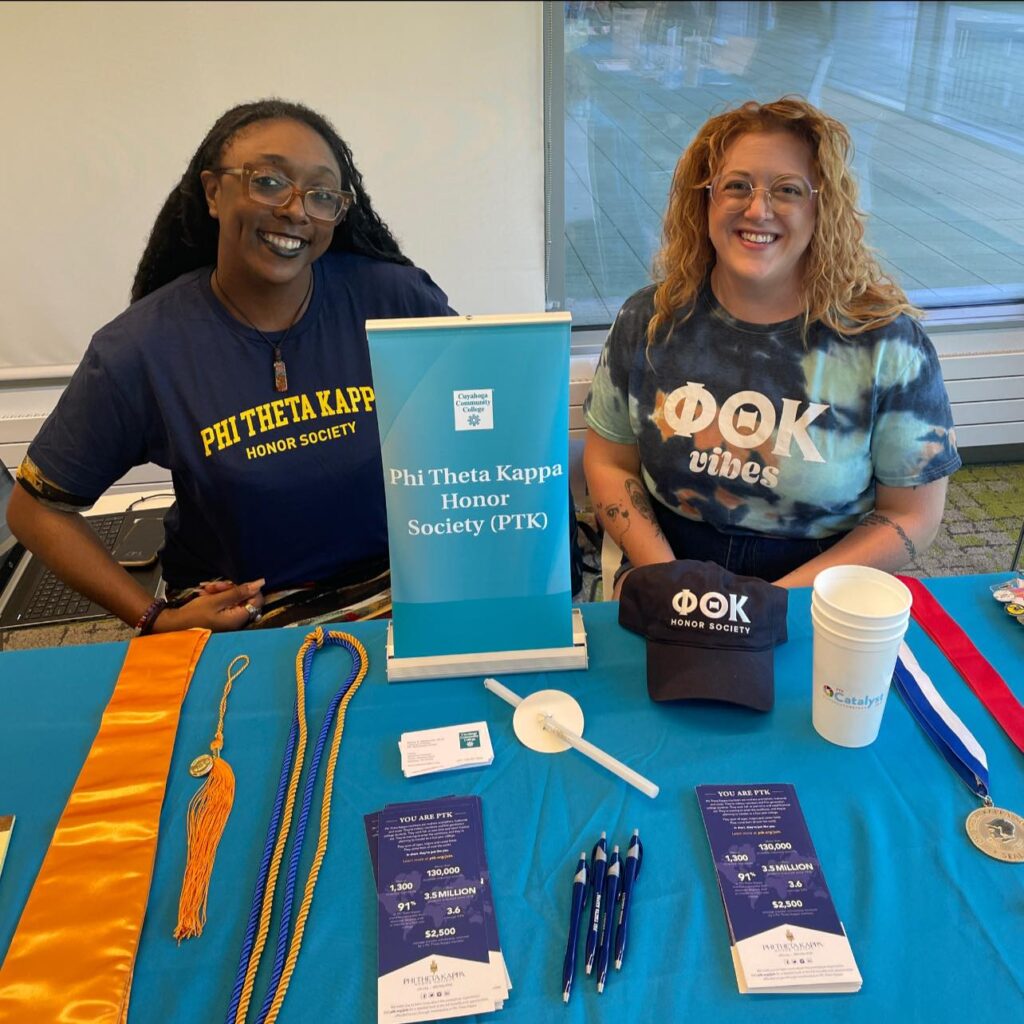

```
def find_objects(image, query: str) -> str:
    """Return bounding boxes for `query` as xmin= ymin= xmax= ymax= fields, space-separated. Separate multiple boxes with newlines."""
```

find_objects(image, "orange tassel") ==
xmin=174 ymin=654 xmax=249 ymax=941
xmin=174 ymin=755 xmax=235 ymax=940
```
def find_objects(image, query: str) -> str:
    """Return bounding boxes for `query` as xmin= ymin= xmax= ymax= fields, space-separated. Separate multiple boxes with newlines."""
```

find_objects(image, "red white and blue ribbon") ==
xmin=892 ymin=643 xmax=989 ymax=801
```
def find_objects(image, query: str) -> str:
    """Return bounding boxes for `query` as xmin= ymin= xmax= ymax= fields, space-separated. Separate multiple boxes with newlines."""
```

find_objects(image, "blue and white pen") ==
xmin=595 ymin=845 xmax=620 ymax=993
xmin=562 ymin=851 xmax=589 ymax=1004
xmin=614 ymin=829 xmax=643 ymax=970
xmin=584 ymin=831 xmax=607 ymax=975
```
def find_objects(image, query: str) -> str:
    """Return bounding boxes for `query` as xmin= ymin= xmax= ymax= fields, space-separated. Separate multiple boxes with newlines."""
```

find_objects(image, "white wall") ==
xmin=0 ymin=0 xmax=544 ymax=371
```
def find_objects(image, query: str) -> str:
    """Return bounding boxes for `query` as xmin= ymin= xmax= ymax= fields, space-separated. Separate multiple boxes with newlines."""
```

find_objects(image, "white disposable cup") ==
xmin=811 ymin=594 xmax=909 ymax=640
xmin=810 ymin=605 xmax=906 ymax=646
xmin=813 ymin=565 xmax=912 ymax=627
xmin=811 ymin=609 xmax=909 ymax=747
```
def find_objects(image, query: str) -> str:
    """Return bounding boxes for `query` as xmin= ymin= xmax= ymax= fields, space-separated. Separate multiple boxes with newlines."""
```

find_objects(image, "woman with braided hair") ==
xmin=584 ymin=97 xmax=960 ymax=595
xmin=8 ymin=99 xmax=453 ymax=633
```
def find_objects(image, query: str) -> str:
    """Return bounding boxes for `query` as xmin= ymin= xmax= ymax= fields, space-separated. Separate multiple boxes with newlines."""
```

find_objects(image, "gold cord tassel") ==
xmin=174 ymin=654 xmax=250 ymax=941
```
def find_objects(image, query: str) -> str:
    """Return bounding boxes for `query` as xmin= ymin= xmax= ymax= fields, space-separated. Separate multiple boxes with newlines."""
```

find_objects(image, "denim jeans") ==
xmin=650 ymin=504 xmax=846 ymax=582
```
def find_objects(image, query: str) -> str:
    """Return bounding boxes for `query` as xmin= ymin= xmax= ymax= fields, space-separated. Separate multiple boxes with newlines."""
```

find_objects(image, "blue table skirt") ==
xmin=1 ymin=575 xmax=1022 ymax=1022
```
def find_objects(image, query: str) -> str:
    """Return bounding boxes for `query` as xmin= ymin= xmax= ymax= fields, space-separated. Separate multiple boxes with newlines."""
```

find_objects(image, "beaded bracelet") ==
xmin=135 ymin=598 xmax=168 ymax=636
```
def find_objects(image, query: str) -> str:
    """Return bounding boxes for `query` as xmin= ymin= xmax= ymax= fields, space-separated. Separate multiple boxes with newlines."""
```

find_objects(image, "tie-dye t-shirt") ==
xmin=584 ymin=284 xmax=961 ymax=539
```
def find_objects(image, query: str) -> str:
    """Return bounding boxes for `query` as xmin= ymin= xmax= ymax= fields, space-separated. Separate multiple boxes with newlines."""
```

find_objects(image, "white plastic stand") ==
xmin=483 ymin=677 xmax=659 ymax=798
xmin=512 ymin=690 xmax=585 ymax=752
xmin=385 ymin=607 xmax=588 ymax=682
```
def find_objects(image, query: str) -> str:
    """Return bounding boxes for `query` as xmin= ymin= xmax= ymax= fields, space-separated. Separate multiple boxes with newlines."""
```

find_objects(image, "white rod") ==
xmin=540 ymin=713 xmax=659 ymax=799
xmin=483 ymin=676 xmax=523 ymax=708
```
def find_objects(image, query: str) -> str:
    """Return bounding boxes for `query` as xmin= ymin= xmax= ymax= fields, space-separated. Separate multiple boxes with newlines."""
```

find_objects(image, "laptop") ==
xmin=0 ymin=464 xmax=165 ymax=630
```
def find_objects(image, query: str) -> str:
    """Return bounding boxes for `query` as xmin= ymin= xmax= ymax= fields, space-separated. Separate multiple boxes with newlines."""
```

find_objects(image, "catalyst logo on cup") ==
xmin=669 ymin=588 xmax=752 ymax=634
xmin=822 ymin=683 xmax=886 ymax=709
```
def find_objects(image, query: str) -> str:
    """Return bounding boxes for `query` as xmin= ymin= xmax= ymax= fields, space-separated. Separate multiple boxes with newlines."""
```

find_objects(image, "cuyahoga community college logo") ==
xmin=453 ymin=389 xmax=493 ymax=431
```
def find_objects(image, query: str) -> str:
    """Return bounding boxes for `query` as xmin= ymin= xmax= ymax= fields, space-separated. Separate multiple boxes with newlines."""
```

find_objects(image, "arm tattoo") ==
xmin=595 ymin=499 xmax=632 ymax=537
xmin=860 ymin=511 xmax=917 ymax=560
xmin=625 ymin=477 xmax=662 ymax=529
xmin=595 ymin=478 xmax=665 ymax=561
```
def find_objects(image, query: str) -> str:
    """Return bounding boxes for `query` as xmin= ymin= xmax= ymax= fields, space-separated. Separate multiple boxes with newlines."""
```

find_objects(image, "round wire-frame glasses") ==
xmin=706 ymin=175 xmax=819 ymax=213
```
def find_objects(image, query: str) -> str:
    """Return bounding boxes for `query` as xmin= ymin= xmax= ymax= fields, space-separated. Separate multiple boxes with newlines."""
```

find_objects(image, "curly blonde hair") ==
xmin=647 ymin=96 xmax=919 ymax=345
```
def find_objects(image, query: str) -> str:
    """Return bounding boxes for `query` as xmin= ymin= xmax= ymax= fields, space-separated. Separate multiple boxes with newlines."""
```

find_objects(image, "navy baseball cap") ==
xmin=618 ymin=560 xmax=788 ymax=711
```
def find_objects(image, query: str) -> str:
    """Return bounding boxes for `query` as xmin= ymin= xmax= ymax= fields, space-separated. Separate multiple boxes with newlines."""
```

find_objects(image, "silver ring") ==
xmin=244 ymin=603 xmax=261 ymax=623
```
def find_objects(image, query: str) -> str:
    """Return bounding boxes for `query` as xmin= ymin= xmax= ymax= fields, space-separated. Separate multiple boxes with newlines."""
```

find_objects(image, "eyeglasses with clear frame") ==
xmin=211 ymin=164 xmax=354 ymax=223
xmin=706 ymin=174 xmax=819 ymax=213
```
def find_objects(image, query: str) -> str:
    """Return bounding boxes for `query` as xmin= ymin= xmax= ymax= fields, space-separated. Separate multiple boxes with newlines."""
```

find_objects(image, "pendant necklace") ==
xmin=214 ymin=269 xmax=313 ymax=393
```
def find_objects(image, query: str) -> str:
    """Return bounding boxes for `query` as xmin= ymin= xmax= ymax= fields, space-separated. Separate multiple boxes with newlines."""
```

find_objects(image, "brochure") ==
xmin=365 ymin=795 xmax=509 ymax=1022
xmin=696 ymin=784 xmax=862 ymax=994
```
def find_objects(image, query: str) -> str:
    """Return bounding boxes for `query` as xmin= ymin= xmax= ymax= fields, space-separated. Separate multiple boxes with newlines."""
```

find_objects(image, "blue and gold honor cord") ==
xmin=225 ymin=628 xmax=368 ymax=1024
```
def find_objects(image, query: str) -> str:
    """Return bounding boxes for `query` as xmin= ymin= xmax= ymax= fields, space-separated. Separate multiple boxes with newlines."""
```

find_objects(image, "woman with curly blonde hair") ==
xmin=583 ymin=97 xmax=960 ymax=594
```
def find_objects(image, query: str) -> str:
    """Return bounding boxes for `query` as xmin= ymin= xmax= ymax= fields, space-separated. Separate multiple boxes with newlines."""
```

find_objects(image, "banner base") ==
xmin=386 ymin=608 xmax=588 ymax=682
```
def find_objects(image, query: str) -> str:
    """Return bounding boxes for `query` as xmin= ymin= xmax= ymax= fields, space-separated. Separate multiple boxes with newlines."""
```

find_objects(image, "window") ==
xmin=546 ymin=1 xmax=1024 ymax=329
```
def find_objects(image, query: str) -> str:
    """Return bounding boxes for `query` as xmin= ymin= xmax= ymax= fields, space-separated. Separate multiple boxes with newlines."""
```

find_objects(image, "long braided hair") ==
xmin=131 ymin=98 xmax=410 ymax=302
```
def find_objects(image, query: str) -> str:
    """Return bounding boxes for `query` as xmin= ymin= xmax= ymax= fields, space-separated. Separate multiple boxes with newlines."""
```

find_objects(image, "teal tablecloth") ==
xmin=1 ymin=575 xmax=1022 ymax=1021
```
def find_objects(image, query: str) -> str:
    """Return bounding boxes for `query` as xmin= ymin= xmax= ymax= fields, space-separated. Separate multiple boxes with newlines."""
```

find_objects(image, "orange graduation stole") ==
xmin=0 ymin=628 xmax=210 ymax=1023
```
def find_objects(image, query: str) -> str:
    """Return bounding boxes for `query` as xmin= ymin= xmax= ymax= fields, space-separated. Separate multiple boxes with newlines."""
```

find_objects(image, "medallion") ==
xmin=965 ymin=805 xmax=1024 ymax=862
xmin=189 ymin=753 xmax=214 ymax=778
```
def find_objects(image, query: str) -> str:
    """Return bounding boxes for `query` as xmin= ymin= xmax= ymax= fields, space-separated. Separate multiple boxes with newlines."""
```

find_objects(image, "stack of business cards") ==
xmin=696 ymin=784 xmax=862 ymax=994
xmin=365 ymin=795 xmax=510 ymax=1022
xmin=399 ymin=722 xmax=493 ymax=778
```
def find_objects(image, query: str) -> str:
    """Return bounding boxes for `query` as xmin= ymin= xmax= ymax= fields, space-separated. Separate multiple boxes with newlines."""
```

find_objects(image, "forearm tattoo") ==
xmin=595 ymin=477 xmax=665 ymax=560
xmin=625 ymin=478 xmax=661 ymax=527
xmin=595 ymin=499 xmax=632 ymax=536
xmin=860 ymin=511 xmax=917 ymax=560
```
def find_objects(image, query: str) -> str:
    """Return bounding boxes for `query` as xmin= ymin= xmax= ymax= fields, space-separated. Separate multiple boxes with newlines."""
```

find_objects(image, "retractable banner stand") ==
xmin=366 ymin=312 xmax=586 ymax=681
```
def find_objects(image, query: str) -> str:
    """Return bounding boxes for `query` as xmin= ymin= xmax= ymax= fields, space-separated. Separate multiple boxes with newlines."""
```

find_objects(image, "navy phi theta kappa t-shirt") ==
xmin=26 ymin=252 xmax=453 ymax=588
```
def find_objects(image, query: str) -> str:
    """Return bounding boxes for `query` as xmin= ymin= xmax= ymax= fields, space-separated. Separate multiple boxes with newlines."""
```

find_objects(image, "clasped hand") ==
xmin=153 ymin=578 xmax=266 ymax=633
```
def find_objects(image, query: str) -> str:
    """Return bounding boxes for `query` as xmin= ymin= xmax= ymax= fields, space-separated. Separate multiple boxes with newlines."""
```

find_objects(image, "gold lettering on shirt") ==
xmin=239 ymin=408 xmax=258 ymax=437
xmin=199 ymin=386 xmax=375 ymax=457
xmin=315 ymin=390 xmax=335 ymax=416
